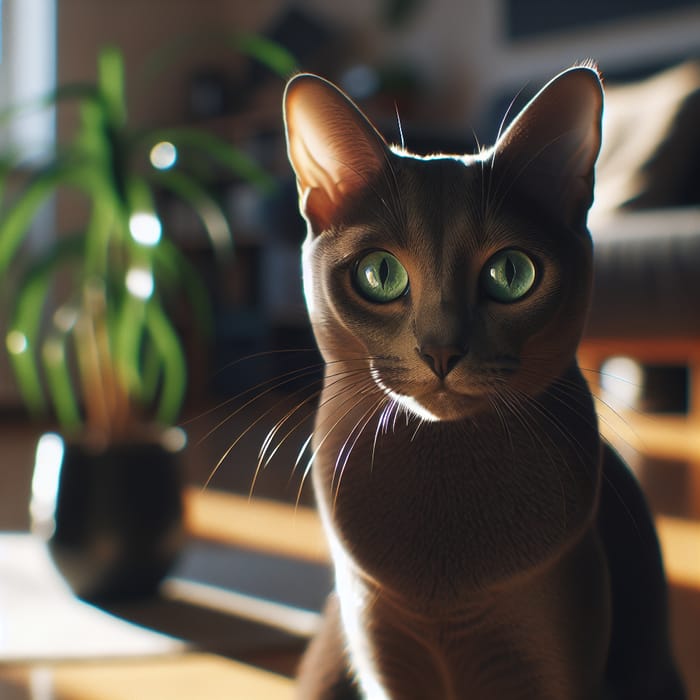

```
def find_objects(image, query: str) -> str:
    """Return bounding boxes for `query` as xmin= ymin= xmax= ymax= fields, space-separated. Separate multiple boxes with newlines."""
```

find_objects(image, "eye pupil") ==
xmin=505 ymin=257 xmax=516 ymax=287
xmin=379 ymin=258 xmax=390 ymax=287
xmin=355 ymin=251 xmax=409 ymax=303
xmin=482 ymin=249 xmax=536 ymax=302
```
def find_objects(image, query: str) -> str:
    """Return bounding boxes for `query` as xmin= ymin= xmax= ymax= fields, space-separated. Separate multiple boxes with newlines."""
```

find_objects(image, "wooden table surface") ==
xmin=0 ymin=490 xmax=310 ymax=699
xmin=0 ymin=654 xmax=294 ymax=700
xmin=1 ymin=481 xmax=698 ymax=700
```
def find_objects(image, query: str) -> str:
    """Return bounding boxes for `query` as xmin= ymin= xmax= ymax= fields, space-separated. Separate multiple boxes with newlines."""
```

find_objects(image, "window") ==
xmin=0 ymin=0 xmax=56 ymax=162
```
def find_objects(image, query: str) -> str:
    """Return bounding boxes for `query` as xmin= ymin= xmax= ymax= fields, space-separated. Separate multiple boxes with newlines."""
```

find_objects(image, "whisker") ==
xmin=258 ymin=394 xmax=318 ymax=472
xmin=197 ymin=355 xmax=371 ymax=450
xmin=548 ymin=377 xmax=643 ymax=452
xmin=392 ymin=399 xmax=403 ymax=432
xmin=183 ymin=355 xmax=367 ymax=433
xmin=213 ymin=347 xmax=321 ymax=377
xmin=289 ymin=374 xmax=375 ymax=483
xmin=325 ymin=153 xmax=404 ymax=233
xmin=371 ymin=400 xmax=394 ymax=473
xmin=496 ymin=388 xmax=570 ymax=529
xmin=483 ymin=81 xmax=530 ymax=218
xmin=196 ymin=364 xmax=328 ymax=450
xmin=410 ymin=416 xmax=425 ymax=441
xmin=295 ymin=384 xmax=376 ymax=509
xmin=290 ymin=432 xmax=314 ymax=487
xmin=487 ymin=394 xmax=515 ymax=458
xmin=249 ymin=383 xmax=324 ymax=499
xmin=258 ymin=365 xmax=370 ymax=467
xmin=524 ymin=380 xmax=647 ymax=538
xmin=333 ymin=395 xmax=388 ymax=508
xmin=486 ymin=128 xmax=579 ymax=225
xmin=576 ymin=364 xmax=650 ymax=417
xmin=252 ymin=367 xmax=373 ymax=497
xmin=206 ymin=363 xmax=372 ymax=492
xmin=514 ymin=387 xmax=589 ymax=466
xmin=515 ymin=361 xmax=647 ymax=454
xmin=395 ymin=101 xmax=405 ymax=149
xmin=204 ymin=381 xmax=318 ymax=492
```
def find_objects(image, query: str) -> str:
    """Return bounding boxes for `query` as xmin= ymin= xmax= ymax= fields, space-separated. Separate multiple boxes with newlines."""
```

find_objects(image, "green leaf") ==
xmin=144 ymin=301 xmax=187 ymax=425
xmin=0 ymin=83 xmax=99 ymax=126
xmin=154 ymin=237 xmax=214 ymax=335
xmin=42 ymin=331 xmax=82 ymax=431
xmin=139 ymin=340 xmax=162 ymax=405
xmin=113 ymin=293 xmax=147 ymax=400
xmin=0 ymin=160 xmax=79 ymax=279
xmin=226 ymin=33 xmax=297 ymax=76
xmin=0 ymin=39 xmax=269 ymax=433
xmin=140 ymin=30 xmax=297 ymax=86
xmin=126 ymin=175 xmax=157 ymax=216
xmin=98 ymin=46 xmax=127 ymax=128
xmin=83 ymin=190 xmax=119 ymax=280
xmin=0 ymin=157 xmax=17 ymax=210
xmin=7 ymin=335 xmax=45 ymax=416
xmin=145 ymin=127 xmax=275 ymax=193
xmin=150 ymin=168 xmax=232 ymax=258
xmin=7 ymin=237 xmax=84 ymax=414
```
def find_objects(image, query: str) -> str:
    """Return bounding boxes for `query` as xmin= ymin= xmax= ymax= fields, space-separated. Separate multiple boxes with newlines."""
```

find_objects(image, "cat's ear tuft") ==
xmin=283 ymin=74 xmax=389 ymax=233
xmin=494 ymin=66 xmax=603 ymax=225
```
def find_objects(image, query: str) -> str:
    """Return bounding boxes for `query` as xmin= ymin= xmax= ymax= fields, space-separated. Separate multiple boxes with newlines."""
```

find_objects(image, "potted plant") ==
xmin=0 ymin=44 xmax=293 ymax=601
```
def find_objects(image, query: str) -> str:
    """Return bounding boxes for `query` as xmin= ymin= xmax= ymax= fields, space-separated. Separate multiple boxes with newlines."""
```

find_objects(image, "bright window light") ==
xmin=600 ymin=356 xmax=644 ymax=407
xmin=149 ymin=141 xmax=177 ymax=170
xmin=30 ymin=432 xmax=65 ymax=537
xmin=129 ymin=212 xmax=162 ymax=246
xmin=126 ymin=267 xmax=154 ymax=300
xmin=0 ymin=0 xmax=57 ymax=162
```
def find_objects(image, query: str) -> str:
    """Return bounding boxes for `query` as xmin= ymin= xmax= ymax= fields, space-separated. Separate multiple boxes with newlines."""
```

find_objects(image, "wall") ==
xmin=56 ymin=0 xmax=283 ymax=132
xmin=56 ymin=1 xmax=700 ymax=133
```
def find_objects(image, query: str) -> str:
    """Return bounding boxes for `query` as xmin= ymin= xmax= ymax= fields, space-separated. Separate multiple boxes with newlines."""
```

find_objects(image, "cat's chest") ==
xmin=333 ymin=527 xmax=610 ymax=700
xmin=312 ymin=388 xmax=600 ymax=600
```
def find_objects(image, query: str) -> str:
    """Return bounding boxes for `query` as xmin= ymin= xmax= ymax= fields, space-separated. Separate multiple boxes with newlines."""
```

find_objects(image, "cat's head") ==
xmin=283 ymin=67 xmax=603 ymax=422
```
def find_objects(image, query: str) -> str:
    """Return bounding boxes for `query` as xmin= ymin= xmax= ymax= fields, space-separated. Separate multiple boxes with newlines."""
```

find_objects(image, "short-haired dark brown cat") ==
xmin=282 ymin=66 xmax=686 ymax=700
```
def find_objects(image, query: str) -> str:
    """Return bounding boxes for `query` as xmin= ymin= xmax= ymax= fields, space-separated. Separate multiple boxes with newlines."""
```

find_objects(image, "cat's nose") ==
xmin=418 ymin=344 xmax=465 ymax=379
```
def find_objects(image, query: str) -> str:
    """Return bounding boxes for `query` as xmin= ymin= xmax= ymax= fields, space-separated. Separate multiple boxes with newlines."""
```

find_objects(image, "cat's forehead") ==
xmin=397 ymin=154 xmax=481 ymax=217
xmin=326 ymin=150 xmax=557 ymax=271
xmin=391 ymin=156 xmax=482 ymax=262
xmin=390 ymin=153 xmax=534 ymax=258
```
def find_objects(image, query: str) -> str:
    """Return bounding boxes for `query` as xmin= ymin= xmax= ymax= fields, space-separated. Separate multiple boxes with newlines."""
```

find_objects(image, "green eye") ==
xmin=482 ymin=249 xmax=536 ymax=302
xmin=355 ymin=251 xmax=409 ymax=303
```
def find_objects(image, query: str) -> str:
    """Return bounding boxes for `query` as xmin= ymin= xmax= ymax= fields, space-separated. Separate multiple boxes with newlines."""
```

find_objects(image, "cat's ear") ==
xmin=283 ymin=73 xmax=389 ymax=233
xmin=494 ymin=66 xmax=603 ymax=225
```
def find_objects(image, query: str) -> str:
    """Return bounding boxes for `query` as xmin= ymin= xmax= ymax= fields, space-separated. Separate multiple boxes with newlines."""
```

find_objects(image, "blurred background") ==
xmin=0 ymin=0 xmax=697 ymax=514
xmin=0 ymin=1 xmax=697 ymax=697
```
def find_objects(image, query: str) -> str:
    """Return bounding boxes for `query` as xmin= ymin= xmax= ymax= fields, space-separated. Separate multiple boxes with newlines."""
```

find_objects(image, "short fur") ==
xmin=283 ymin=68 xmax=685 ymax=700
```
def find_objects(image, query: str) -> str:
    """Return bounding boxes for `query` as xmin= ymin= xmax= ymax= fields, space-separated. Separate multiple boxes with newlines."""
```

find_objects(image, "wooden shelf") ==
xmin=597 ymin=401 xmax=700 ymax=461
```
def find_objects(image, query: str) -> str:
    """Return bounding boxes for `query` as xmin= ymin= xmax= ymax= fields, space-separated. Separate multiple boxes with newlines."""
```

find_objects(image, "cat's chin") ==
xmin=395 ymin=388 xmax=486 ymax=423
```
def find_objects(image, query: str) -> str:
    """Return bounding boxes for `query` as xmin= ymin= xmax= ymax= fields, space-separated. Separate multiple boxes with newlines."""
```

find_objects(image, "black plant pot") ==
xmin=30 ymin=429 xmax=186 ymax=603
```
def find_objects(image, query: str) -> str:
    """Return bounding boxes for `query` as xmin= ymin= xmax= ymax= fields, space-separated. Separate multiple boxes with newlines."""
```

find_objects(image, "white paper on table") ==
xmin=0 ymin=534 xmax=185 ymax=662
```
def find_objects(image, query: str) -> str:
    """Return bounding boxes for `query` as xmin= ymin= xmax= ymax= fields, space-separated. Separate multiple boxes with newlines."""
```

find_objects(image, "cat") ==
xmin=282 ymin=66 xmax=686 ymax=700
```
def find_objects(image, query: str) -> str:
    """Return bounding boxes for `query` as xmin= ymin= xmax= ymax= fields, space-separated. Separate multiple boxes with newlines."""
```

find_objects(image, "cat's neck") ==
xmin=312 ymin=362 xmax=601 ymax=605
